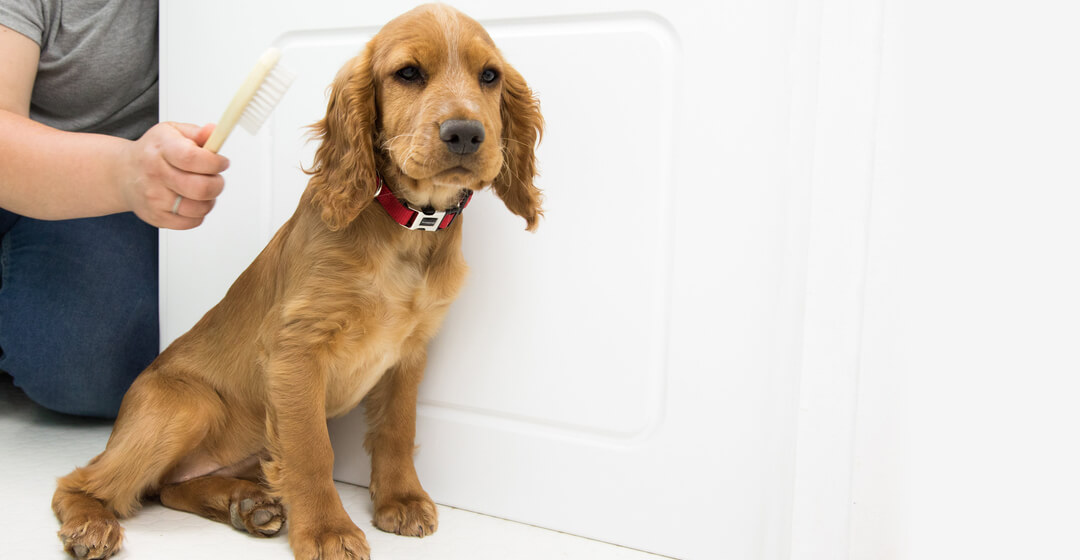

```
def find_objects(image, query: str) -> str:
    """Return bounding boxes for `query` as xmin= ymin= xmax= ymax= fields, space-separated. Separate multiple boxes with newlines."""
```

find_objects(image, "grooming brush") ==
xmin=202 ymin=47 xmax=295 ymax=153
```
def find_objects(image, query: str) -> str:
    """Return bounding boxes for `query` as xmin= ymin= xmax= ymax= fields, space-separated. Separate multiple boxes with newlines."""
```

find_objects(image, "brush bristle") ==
xmin=238 ymin=65 xmax=296 ymax=135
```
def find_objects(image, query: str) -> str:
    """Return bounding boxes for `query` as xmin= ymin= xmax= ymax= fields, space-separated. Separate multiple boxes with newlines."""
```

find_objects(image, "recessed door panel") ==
xmin=161 ymin=2 xmax=812 ymax=558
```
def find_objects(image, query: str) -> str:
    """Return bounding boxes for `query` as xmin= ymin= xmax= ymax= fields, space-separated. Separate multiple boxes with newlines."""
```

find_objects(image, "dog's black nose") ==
xmin=439 ymin=119 xmax=485 ymax=154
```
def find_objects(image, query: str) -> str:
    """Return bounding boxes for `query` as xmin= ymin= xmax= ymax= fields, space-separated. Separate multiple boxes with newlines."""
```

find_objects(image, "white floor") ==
xmin=0 ymin=375 xmax=667 ymax=560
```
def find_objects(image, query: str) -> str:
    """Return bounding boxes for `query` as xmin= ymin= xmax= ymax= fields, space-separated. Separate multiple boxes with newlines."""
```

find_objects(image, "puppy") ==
xmin=52 ymin=5 xmax=542 ymax=559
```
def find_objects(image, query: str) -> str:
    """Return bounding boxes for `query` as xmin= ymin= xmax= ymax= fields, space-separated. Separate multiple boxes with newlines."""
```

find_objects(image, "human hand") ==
xmin=118 ymin=122 xmax=231 ymax=230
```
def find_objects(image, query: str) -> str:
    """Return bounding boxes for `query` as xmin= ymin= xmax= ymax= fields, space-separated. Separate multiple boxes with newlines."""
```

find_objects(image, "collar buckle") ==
xmin=408 ymin=208 xmax=450 ymax=231
xmin=374 ymin=178 xmax=473 ymax=231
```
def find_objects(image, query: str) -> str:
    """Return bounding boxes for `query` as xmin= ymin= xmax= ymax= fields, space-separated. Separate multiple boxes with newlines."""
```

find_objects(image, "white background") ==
xmin=160 ymin=1 xmax=1080 ymax=559
xmin=849 ymin=1 xmax=1080 ymax=559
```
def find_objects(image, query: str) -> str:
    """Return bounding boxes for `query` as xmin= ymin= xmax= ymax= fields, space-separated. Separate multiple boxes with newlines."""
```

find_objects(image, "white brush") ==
xmin=203 ymin=47 xmax=295 ymax=153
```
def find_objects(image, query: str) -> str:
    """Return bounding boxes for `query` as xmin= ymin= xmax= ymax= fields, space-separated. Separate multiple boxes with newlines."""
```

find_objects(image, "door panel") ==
xmin=160 ymin=2 xmax=815 ymax=558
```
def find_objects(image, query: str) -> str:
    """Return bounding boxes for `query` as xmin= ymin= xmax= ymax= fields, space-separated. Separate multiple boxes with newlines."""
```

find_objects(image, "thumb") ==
xmin=193 ymin=123 xmax=216 ymax=148
xmin=167 ymin=122 xmax=216 ymax=148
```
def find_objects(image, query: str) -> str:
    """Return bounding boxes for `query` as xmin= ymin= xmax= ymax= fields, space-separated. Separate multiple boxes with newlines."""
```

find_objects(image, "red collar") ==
xmin=373 ymin=177 xmax=474 ymax=231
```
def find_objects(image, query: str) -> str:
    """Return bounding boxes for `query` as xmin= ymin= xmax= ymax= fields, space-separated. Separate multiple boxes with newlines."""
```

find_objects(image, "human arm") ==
xmin=0 ymin=24 xmax=230 ymax=230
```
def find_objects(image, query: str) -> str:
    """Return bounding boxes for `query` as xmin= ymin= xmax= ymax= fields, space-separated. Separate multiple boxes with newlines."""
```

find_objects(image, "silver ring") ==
xmin=170 ymin=195 xmax=182 ymax=215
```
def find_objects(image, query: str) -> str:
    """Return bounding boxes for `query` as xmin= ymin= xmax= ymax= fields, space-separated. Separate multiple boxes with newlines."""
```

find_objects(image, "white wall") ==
xmin=850 ymin=1 xmax=1080 ymax=558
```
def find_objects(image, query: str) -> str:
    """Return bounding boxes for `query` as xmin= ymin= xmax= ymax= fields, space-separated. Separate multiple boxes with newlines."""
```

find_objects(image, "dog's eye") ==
xmin=480 ymin=68 xmax=499 ymax=85
xmin=396 ymin=66 xmax=422 ymax=82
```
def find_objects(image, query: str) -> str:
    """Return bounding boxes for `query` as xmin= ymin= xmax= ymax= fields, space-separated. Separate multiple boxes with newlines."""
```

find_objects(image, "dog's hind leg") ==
xmin=53 ymin=371 xmax=224 ymax=559
xmin=158 ymin=462 xmax=284 ymax=537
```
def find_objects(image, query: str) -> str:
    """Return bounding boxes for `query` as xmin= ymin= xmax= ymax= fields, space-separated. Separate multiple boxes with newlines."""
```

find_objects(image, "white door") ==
xmin=159 ymin=2 xmax=839 ymax=558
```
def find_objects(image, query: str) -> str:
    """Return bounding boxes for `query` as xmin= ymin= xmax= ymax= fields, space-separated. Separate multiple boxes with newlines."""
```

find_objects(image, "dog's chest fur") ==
xmin=320 ymin=230 xmax=466 ymax=417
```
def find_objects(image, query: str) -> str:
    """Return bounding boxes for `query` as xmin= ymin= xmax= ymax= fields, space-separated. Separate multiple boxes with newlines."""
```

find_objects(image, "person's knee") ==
xmin=4 ymin=324 xmax=157 ymax=418
xmin=12 ymin=367 xmax=131 ymax=418
xmin=0 ymin=212 xmax=160 ymax=418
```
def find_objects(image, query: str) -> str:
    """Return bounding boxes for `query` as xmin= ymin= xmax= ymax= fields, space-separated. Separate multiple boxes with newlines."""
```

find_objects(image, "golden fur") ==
xmin=51 ymin=5 xmax=542 ymax=560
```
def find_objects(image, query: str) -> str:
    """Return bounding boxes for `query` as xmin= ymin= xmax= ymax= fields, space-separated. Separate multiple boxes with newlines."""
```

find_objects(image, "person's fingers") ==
xmin=161 ymin=122 xmax=230 ymax=174
xmin=152 ymin=200 xmax=204 ymax=229
xmin=170 ymin=196 xmax=216 ymax=219
xmin=193 ymin=123 xmax=215 ymax=148
xmin=167 ymin=121 xmax=218 ymax=149
xmin=166 ymin=121 xmax=203 ymax=140
xmin=157 ymin=213 xmax=205 ymax=230
xmin=135 ymin=180 xmax=213 ymax=225
xmin=132 ymin=202 xmax=204 ymax=230
xmin=167 ymin=167 xmax=225 ymax=201
xmin=161 ymin=140 xmax=230 ymax=175
xmin=122 ymin=122 xmax=229 ymax=230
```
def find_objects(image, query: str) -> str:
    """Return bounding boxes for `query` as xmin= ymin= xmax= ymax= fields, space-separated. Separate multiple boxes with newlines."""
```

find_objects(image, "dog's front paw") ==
xmin=291 ymin=522 xmax=370 ymax=560
xmin=58 ymin=516 xmax=123 ymax=559
xmin=373 ymin=493 xmax=438 ymax=538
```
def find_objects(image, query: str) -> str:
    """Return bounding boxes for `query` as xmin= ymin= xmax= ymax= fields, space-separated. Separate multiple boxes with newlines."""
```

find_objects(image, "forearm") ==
xmin=0 ymin=109 xmax=130 ymax=219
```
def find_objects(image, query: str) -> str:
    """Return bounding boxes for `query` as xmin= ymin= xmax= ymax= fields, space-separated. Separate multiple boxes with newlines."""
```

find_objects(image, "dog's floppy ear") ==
xmin=492 ymin=64 xmax=544 ymax=231
xmin=307 ymin=47 xmax=378 ymax=231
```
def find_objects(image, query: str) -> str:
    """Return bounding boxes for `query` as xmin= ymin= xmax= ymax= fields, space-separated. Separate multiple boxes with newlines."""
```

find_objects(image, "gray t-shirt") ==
xmin=0 ymin=0 xmax=157 ymax=140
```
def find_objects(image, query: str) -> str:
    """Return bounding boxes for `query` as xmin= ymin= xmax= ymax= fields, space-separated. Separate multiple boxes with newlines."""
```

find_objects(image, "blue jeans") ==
xmin=0 ymin=209 xmax=159 ymax=418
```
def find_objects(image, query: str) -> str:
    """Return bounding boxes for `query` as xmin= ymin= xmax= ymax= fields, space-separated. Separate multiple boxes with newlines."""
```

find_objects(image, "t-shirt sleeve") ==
xmin=0 ymin=0 xmax=46 ymax=46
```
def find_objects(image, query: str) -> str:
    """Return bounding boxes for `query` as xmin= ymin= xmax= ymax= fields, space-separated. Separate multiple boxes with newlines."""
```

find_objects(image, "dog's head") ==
xmin=307 ymin=4 xmax=544 ymax=231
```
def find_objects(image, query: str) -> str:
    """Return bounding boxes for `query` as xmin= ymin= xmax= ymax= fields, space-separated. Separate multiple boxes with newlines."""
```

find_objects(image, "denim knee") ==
xmin=5 ymin=325 xmax=156 ymax=418
xmin=0 ymin=212 xmax=159 ymax=418
xmin=2 ymin=297 xmax=158 ymax=417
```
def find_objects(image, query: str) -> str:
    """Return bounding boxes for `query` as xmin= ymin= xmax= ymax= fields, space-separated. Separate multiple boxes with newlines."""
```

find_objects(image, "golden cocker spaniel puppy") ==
xmin=52 ymin=5 xmax=542 ymax=559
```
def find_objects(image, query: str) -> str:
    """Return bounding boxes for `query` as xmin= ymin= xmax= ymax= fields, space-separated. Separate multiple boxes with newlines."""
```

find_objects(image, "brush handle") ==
xmin=203 ymin=48 xmax=282 ymax=153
